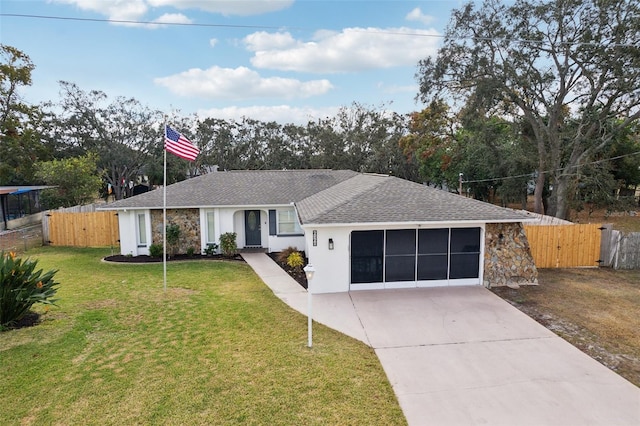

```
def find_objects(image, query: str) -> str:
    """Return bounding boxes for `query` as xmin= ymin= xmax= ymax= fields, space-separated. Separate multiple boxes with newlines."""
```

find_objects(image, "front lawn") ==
xmin=0 ymin=247 xmax=406 ymax=425
xmin=492 ymin=268 xmax=640 ymax=386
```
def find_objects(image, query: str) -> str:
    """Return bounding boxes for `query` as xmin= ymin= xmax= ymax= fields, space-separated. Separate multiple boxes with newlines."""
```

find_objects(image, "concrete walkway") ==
xmin=241 ymin=253 xmax=640 ymax=426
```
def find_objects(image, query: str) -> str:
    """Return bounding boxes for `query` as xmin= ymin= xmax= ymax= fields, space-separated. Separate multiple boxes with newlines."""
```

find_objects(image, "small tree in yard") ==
xmin=0 ymin=251 xmax=59 ymax=330
xmin=276 ymin=246 xmax=299 ymax=264
xmin=35 ymin=153 xmax=103 ymax=208
xmin=166 ymin=223 xmax=180 ymax=257
xmin=286 ymin=251 xmax=304 ymax=271
xmin=219 ymin=232 xmax=237 ymax=257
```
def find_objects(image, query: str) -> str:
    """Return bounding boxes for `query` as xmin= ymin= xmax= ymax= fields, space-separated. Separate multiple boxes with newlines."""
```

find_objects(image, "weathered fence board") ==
xmin=616 ymin=233 xmax=640 ymax=269
xmin=0 ymin=224 xmax=43 ymax=253
xmin=524 ymin=223 xmax=602 ymax=268
xmin=47 ymin=211 xmax=119 ymax=247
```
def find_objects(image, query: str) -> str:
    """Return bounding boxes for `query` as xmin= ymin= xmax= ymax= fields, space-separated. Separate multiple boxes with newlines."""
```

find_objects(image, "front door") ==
xmin=244 ymin=210 xmax=261 ymax=246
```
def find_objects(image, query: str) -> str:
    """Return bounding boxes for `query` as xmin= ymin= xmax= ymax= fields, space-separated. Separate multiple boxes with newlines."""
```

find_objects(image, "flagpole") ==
xmin=163 ymin=128 xmax=167 ymax=292
xmin=162 ymin=123 xmax=199 ymax=293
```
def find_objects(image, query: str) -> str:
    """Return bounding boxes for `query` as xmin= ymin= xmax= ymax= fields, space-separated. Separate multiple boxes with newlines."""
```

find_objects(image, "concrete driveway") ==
xmin=242 ymin=253 xmax=640 ymax=426
xmin=350 ymin=287 xmax=640 ymax=426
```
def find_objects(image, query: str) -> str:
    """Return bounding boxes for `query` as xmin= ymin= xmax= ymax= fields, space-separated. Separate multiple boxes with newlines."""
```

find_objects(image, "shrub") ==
xmin=149 ymin=243 xmax=163 ymax=257
xmin=186 ymin=247 xmax=196 ymax=257
xmin=166 ymin=223 xmax=181 ymax=256
xmin=286 ymin=251 xmax=304 ymax=270
xmin=219 ymin=232 xmax=238 ymax=257
xmin=203 ymin=243 xmax=218 ymax=256
xmin=277 ymin=246 xmax=299 ymax=264
xmin=0 ymin=251 xmax=59 ymax=330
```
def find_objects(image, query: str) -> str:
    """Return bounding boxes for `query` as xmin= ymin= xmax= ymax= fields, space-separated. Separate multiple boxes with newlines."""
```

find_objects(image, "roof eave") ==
xmin=300 ymin=218 xmax=529 ymax=228
xmin=99 ymin=203 xmax=299 ymax=211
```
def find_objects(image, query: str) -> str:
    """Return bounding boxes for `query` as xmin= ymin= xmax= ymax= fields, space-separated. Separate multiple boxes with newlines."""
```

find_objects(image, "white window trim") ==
xmin=136 ymin=211 xmax=150 ymax=248
xmin=200 ymin=209 xmax=220 ymax=252
xmin=277 ymin=209 xmax=303 ymax=235
xmin=205 ymin=210 xmax=216 ymax=244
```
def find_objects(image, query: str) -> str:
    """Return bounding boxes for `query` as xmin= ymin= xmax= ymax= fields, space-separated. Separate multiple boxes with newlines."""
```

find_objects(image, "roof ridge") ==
xmin=225 ymin=168 xmax=347 ymax=173
xmin=296 ymin=173 xmax=388 ymax=223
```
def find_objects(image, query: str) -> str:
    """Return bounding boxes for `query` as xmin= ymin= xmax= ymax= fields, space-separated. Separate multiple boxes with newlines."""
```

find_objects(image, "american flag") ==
xmin=165 ymin=125 xmax=200 ymax=161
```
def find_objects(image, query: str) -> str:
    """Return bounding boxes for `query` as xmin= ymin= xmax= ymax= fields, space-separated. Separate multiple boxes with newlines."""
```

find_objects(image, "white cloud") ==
xmin=153 ymin=13 xmax=192 ymax=25
xmin=405 ymin=8 xmax=436 ymax=25
xmin=51 ymin=0 xmax=292 ymax=23
xmin=154 ymin=66 xmax=333 ymax=100
xmin=209 ymin=38 xmax=218 ymax=48
xmin=52 ymin=0 xmax=148 ymax=20
xmin=197 ymin=105 xmax=341 ymax=126
xmin=245 ymin=27 xmax=441 ymax=73
xmin=243 ymin=31 xmax=299 ymax=51
xmin=148 ymin=0 xmax=294 ymax=16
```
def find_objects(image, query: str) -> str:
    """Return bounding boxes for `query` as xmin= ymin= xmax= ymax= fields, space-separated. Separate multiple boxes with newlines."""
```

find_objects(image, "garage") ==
xmin=350 ymin=227 xmax=482 ymax=289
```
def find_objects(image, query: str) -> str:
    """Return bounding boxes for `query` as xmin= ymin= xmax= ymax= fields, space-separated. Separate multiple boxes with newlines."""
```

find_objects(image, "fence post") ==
xmin=598 ymin=224 xmax=614 ymax=267
xmin=41 ymin=210 xmax=50 ymax=246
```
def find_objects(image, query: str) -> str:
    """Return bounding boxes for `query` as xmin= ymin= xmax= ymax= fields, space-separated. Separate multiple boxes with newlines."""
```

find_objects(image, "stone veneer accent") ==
xmin=150 ymin=209 xmax=201 ymax=254
xmin=484 ymin=222 xmax=538 ymax=287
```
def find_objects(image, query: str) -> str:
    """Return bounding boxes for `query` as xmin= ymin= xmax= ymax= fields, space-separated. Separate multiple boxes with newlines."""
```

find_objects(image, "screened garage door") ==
xmin=350 ymin=228 xmax=481 ymax=289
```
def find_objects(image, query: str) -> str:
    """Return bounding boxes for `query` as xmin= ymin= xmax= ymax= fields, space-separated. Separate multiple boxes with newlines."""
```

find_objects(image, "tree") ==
xmin=0 ymin=45 xmax=52 ymax=184
xmin=331 ymin=103 xmax=417 ymax=180
xmin=417 ymin=0 xmax=640 ymax=218
xmin=456 ymin=110 xmax=537 ymax=205
xmin=50 ymin=82 xmax=161 ymax=199
xmin=0 ymin=45 xmax=33 ymax=130
xmin=609 ymin=123 xmax=640 ymax=190
xmin=35 ymin=153 xmax=103 ymax=208
xmin=399 ymin=100 xmax=456 ymax=187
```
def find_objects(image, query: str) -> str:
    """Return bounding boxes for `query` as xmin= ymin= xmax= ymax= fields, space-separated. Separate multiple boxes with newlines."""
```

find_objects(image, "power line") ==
xmin=0 ymin=13 xmax=292 ymax=31
xmin=1 ymin=13 xmax=637 ymax=48
xmin=462 ymin=150 xmax=640 ymax=184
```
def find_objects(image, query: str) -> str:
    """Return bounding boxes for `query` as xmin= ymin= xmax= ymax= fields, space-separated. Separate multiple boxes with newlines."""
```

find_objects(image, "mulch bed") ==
xmin=268 ymin=252 xmax=308 ymax=289
xmin=103 ymin=254 xmax=243 ymax=263
xmin=103 ymin=252 xmax=306 ymax=288
xmin=2 ymin=312 xmax=41 ymax=331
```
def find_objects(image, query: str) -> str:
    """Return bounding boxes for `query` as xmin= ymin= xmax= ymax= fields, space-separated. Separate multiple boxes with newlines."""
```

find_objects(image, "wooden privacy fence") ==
xmin=46 ymin=211 xmax=119 ymax=247
xmin=524 ymin=223 xmax=602 ymax=268
xmin=599 ymin=224 xmax=640 ymax=269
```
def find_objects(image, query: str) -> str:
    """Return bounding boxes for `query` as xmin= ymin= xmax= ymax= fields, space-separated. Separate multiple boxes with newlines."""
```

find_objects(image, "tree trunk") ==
xmin=553 ymin=175 xmax=572 ymax=220
xmin=533 ymin=171 xmax=546 ymax=214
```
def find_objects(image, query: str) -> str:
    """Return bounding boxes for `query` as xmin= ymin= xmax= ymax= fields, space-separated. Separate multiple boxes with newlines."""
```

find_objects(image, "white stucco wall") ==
xmin=118 ymin=210 xmax=136 ymax=255
xmin=117 ymin=209 xmax=151 ymax=256
xmin=120 ymin=206 xmax=307 ymax=255
xmin=199 ymin=209 xmax=220 ymax=253
xmin=220 ymin=207 xmax=305 ymax=252
xmin=267 ymin=235 xmax=306 ymax=253
xmin=302 ymin=222 xmax=487 ymax=294
xmin=231 ymin=209 xmax=268 ymax=248
xmin=303 ymin=227 xmax=352 ymax=293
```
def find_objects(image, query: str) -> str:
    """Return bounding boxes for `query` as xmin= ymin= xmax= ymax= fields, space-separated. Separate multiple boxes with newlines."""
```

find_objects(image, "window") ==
xmin=350 ymin=227 xmax=481 ymax=285
xmin=277 ymin=209 xmax=302 ymax=234
xmin=449 ymin=228 xmax=480 ymax=279
xmin=351 ymin=230 xmax=384 ymax=284
xmin=417 ymin=228 xmax=449 ymax=280
xmin=385 ymin=229 xmax=416 ymax=282
xmin=136 ymin=213 xmax=147 ymax=247
xmin=206 ymin=211 xmax=216 ymax=244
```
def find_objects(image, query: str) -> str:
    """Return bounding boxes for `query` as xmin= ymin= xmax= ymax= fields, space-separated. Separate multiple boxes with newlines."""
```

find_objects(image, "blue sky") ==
xmin=2 ymin=0 xmax=468 ymax=124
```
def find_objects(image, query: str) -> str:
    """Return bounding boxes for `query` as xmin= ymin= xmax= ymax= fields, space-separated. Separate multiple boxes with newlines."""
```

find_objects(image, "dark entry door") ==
xmin=244 ymin=210 xmax=261 ymax=246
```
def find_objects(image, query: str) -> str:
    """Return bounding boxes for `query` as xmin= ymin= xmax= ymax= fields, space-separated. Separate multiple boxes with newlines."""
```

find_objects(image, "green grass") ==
xmin=0 ymin=247 xmax=406 ymax=425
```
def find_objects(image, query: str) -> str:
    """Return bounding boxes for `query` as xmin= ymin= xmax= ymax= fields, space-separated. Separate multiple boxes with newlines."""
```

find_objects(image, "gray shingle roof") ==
xmin=100 ymin=169 xmax=528 ymax=224
xmin=100 ymin=169 xmax=358 ymax=209
xmin=295 ymin=174 xmax=529 ymax=224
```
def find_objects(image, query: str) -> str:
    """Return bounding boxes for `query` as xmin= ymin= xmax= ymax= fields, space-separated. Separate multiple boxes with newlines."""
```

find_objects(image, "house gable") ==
xmin=100 ymin=169 xmax=358 ymax=210
xmin=296 ymin=174 xmax=530 ymax=225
